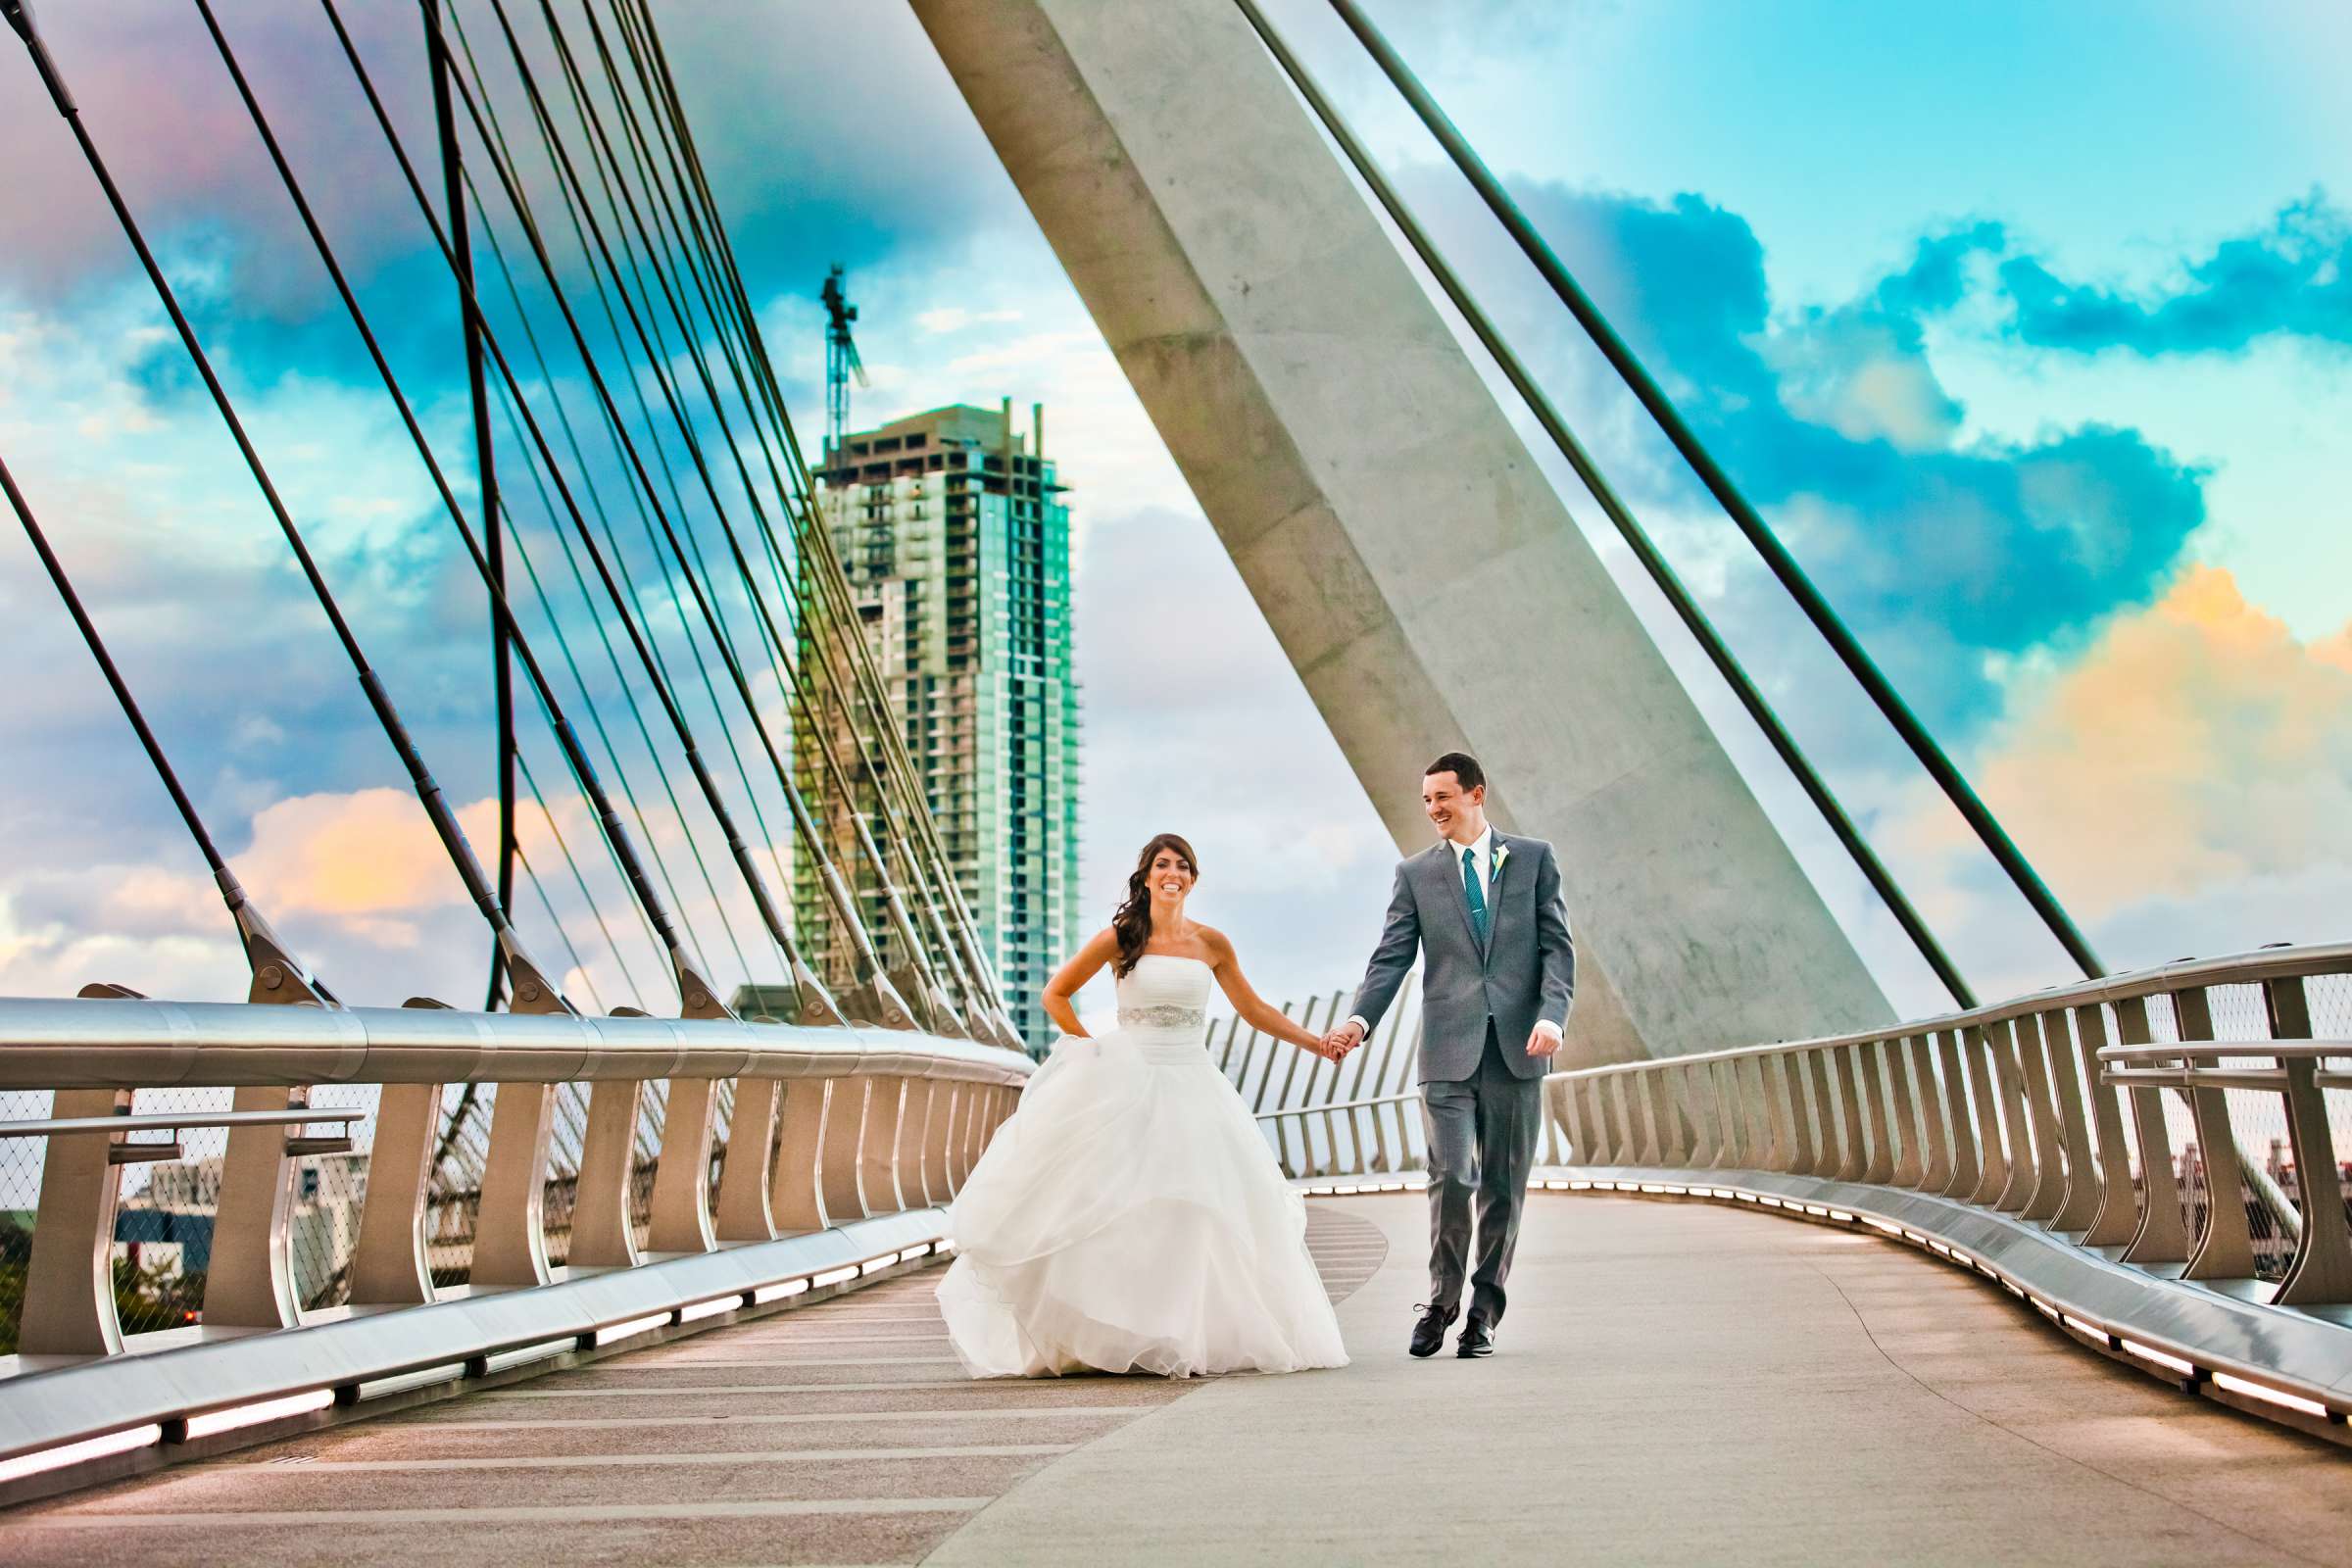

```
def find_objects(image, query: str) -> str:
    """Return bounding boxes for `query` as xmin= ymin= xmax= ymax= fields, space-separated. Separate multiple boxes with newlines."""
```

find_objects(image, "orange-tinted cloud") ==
xmin=1969 ymin=564 xmax=2352 ymax=918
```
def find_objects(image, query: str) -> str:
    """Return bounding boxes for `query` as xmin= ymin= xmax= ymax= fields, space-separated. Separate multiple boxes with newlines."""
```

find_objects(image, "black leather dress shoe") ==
xmin=1409 ymin=1302 xmax=1456 ymax=1358
xmin=1456 ymin=1312 xmax=1494 ymax=1358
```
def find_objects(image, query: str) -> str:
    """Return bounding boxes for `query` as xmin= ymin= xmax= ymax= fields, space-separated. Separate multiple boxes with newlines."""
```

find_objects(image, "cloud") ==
xmin=2001 ymin=194 xmax=2352 ymax=356
xmin=1458 ymin=175 xmax=2208 ymax=732
xmin=1945 ymin=564 xmax=2352 ymax=924
xmin=915 ymin=307 xmax=1021 ymax=335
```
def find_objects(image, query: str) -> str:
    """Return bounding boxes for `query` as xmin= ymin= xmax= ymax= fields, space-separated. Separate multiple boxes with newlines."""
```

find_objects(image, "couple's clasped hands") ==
xmin=1317 ymin=1020 xmax=1373 ymax=1067
xmin=1316 ymin=1018 xmax=1562 ymax=1062
xmin=1317 ymin=1018 xmax=1365 ymax=1062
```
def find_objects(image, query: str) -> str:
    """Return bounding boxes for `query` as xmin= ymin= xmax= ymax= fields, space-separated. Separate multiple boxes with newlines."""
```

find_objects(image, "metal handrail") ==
xmin=1545 ymin=943 xmax=2352 ymax=1324
xmin=0 ymin=993 xmax=1029 ymax=1091
xmin=0 ymin=1109 xmax=366 ymax=1138
xmin=1255 ymin=1090 xmax=1415 ymax=1121
xmin=1 ymin=992 xmax=1028 ymax=1414
xmin=1559 ymin=940 xmax=2352 ymax=1077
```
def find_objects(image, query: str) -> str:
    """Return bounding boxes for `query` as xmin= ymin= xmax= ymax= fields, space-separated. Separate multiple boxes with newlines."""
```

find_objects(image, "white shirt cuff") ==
xmin=1346 ymin=1015 xmax=1370 ymax=1037
xmin=1533 ymin=1020 xmax=1563 ymax=1041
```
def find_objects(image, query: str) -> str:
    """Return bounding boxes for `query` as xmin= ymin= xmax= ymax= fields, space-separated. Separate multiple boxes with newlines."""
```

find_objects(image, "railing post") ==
xmin=2116 ymin=997 xmax=2191 ymax=1265
xmin=1855 ymin=1042 xmax=1895 ymax=1184
xmin=2268 ymin=976 xmax=2352 ymax=1306
xmin=1550 ymin=1079 xmax=1587 ymax=1164
xmin=1717 ymin=1060 xmax=1753 ymax=1169
xmin=2073 ymin=1004 xmax=2139 ymax=1247
xmin=202 ymin=1085 xmax=305 ymax=1327
xmin=713 ymin=1079 xmax=781 ymax=1242
xmin=1653 ymin=1071 xmax=1688 ymax=1163
xmin=567 ymin=1078 xmax=646 ymax=1270
xmin=1988 ymin=1021 xmax=2036 ymax=1212
xmin=2013 ymin=1012 xmax=2070 ymax=1223
xmin=1637 ymin=1067 xmax=1674 ymax=1165
xmin=952 ymin=1086 xmax=983 ymax=1186
xmin=1907 ymin=1035 xmax=1951 ymax=1192
xmin=1886 ymin=1037 xmax=1925 ymax=1187
xmin=1737 ymin=1056 xmax=1779 ymax=1170
xmin=770 ymin=1079 xmax=832 ymax=1236
xmin=1801 ymin=1050 xmax=1838 ymax=1178
xmin=1963 ymin=1025 xmax=2010 ymax=1205
xmin=19 ymin=1088 xmax=131 ymax=1356
xmin=350 ymin=1080 xmax=441 ymax=1304
xmin=1682 ymin=1064 xmax=1717 ymax=1167
xmin=821 ymin=1074 xmax=873 ymax=1224
xmin=860 ymin=1077 xmax=907 ymax=1215
xmin=896 ymin=1080 xmax=937 ymax=1208
xmin=2173 ymin=988 xmax=2257 ymax=1281
xmin=473 ymin=1081 xmax=558 ymax=1287
xmin=925 ymin=1083 xmax=964 ymax=1200
xmin=1829 ymin=1047 xmax=1865 ymax=1182
xmin=1590 ymin=1081 xmax=1627 ymax=1165
xmin=1935 ymin=1029 xmax=1980 ymax=1200
xmin=1603 ymin=1075 xmax=1634 ymax=1165
xmin=648 ymin=1076 xmax=720 ymax=1254
xmin=2042 ymin=1009 xmax=2105 ymax=1234
xmin=1749 ymin=1055 xmax=1789 ymax=1174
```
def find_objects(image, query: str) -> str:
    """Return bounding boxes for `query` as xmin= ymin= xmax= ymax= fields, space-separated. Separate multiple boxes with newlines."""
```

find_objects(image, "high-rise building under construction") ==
xmin=798 ymin=401 xmax=1081 ymax=1053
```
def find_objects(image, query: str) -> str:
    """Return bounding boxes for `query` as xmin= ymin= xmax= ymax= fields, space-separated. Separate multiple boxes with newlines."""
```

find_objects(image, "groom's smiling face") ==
xmin=1422 ymin=771 xmax=1485 ymax=844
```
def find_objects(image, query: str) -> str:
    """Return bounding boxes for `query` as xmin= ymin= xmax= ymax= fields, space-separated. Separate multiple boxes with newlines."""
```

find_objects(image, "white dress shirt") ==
xmin=1347 ymin=824 xmax=1560 ymax=1044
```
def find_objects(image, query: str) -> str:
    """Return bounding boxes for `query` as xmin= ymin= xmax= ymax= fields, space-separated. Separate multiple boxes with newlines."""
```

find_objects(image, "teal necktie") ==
xmin=1462 ymin=845 xmax=1490 ymax=947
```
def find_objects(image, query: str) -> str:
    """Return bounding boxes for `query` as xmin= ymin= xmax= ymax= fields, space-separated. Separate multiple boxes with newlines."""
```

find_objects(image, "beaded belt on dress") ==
xmin=1118 ymin=1004 xmax=1206 ymax=1029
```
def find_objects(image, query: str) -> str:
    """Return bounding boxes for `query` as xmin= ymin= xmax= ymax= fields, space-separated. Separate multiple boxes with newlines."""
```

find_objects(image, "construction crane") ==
xmin=820 ymin=264 xmax=867 ymax=463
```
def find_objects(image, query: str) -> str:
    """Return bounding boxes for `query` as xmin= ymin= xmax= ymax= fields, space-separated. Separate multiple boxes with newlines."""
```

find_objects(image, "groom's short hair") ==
xmin=1425 ymin=751 xmax=1486 ymax=792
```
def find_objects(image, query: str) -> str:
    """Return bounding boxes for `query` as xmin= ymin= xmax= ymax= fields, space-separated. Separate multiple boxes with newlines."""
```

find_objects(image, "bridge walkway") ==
xmin=4 ymin=1198 xmax=2344 ymax=1565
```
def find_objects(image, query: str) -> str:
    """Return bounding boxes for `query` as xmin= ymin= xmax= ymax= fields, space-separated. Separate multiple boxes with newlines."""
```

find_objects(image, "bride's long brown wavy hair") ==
xmin=1111 ymin=833 xmax=1200 ymax=978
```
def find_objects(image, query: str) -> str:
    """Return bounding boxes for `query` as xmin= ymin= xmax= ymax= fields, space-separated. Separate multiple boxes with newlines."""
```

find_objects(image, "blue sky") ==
xmin=2 ymin=0 xmax=2348 ymax=1034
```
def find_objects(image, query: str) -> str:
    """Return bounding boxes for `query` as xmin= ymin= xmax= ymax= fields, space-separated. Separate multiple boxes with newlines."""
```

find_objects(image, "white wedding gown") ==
xmin=936 ymin=955 xmax=1349 ymax=1378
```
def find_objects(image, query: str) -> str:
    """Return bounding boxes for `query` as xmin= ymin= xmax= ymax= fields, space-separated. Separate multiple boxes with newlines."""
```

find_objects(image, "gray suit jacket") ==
xmin=1348 ymin=831 xmax=1576 ymax=1083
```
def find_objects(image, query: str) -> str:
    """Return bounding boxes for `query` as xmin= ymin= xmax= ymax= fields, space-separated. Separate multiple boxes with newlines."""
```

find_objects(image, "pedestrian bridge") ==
xmin=3 ymin=0 xmax=2350 ymax=1556
xmin=4 ymin=1193 xmax=2346 ymax=1565
xmin=2 ymin=939 xmax=2349 ymax=1561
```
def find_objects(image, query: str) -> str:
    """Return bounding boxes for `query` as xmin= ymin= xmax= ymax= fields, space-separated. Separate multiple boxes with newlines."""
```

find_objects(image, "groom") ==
xmin=1327 ymin=753 xmax=1575 ymax=1359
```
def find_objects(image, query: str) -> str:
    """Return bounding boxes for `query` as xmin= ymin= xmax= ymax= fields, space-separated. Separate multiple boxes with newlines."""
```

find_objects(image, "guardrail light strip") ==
xmin=180 ymin=1389 xmax=334 ymax=1440
xmin=592 ymin=1312 xmax=671 ymax=1348
xmin=0 ymin=1424 xmax=161 ymax=1483
xmin=2210 ymin=1371 xmax=2333 ymax=1419
xmin=2117 ymin=1337 xmax=2195 ymax=1376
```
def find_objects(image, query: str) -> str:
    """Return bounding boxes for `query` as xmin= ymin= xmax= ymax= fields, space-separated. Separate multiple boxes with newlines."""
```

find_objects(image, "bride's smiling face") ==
xmin=1146 ymin=846 xmax=1195 ymax=906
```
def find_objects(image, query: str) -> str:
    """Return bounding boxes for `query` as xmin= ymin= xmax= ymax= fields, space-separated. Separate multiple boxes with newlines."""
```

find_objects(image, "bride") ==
xmin=935 ymin=832 xmax=1350 ymax=1378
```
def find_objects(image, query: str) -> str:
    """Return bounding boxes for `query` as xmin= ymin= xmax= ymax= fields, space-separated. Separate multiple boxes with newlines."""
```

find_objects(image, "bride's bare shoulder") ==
xmin=1192 ymin=924 xmax=1237 ymax=962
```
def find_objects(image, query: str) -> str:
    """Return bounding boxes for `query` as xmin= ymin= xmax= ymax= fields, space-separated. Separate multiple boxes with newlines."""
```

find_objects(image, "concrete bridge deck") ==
xmin=6 ymin=1197 xmax=2345 ymax=1565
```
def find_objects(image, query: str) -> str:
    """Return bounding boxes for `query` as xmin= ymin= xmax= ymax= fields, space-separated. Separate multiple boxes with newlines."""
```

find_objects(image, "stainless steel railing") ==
xmin=1546 ymin=941 xmax=2352 ymax=1293
xmin=1223 ymin=973 xmax=1578 ymax=1179
xmin=0 ymin=994 xmax=1028 ymax=1367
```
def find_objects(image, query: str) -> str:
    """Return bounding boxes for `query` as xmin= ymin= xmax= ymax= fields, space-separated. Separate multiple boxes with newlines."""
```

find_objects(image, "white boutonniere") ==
xmin=1492 ymin=841 xmax=1511 ymax=879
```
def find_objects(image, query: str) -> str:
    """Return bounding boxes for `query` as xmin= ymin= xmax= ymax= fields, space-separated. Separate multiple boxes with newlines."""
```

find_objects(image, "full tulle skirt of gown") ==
xmin=935 ymin=1015 xmax=1349 ymax=1379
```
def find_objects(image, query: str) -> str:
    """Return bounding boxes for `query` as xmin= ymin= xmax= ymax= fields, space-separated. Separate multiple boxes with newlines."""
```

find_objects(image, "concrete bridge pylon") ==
xmin=911 ymin=0 xmax=1894 ymax=1062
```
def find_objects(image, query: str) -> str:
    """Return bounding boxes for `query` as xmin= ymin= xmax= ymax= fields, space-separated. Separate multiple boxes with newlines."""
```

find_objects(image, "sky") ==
xmin=2 ymin=0 xmax=2349 ymax=1037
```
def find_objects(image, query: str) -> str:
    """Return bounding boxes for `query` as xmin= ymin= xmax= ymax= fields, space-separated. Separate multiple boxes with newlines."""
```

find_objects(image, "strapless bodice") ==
xmin=1113 ymin=954 xmax=1214 ymax=1059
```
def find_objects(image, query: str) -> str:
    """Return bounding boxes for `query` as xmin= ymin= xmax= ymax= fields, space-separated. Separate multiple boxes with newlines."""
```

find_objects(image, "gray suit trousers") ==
xmin=1422 ymin=1022 xmax=1544 ymax=1325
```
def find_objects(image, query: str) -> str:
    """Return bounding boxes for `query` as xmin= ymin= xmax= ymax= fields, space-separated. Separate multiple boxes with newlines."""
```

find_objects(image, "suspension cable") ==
xmin=318 ymin=0 xmax=839 ymax=1016
xmin=0 ymin=452 xmax=253 ymax=919
xmin=1236 ymin=0 xmax=1975 ymax=1009
xmin=1323 ymin=0 xmax=2102 ymax=980
xmin=193 ymin=0 xmax=711 ymax=1007
xmin=5 ymin=1 xmax=552 ymax=994
xmin=450 ymin=0 xmax=903 ymax=1005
